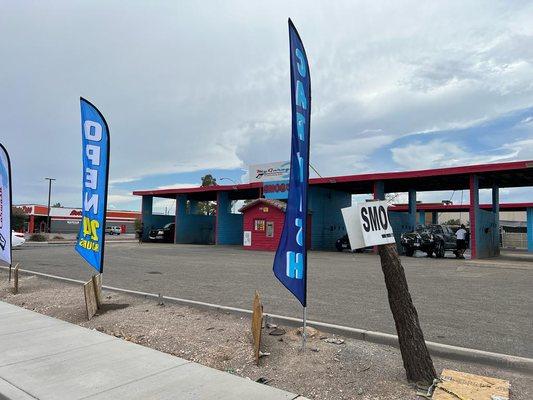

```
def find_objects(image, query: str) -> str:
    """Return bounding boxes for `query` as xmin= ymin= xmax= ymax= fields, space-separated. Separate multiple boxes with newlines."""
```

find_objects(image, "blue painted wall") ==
xmin=216 ymin=192 xmax=243 ymax=245
xmin=141 ymin=196 xmax=174 ymax=241
xmin=308 ymin=187 xmax=351 ymax=250
xmin=175 ymin=194 xmax=215 ymax=244
xmin=476 ymin=209 xmax=498 ymax=258
xmin=408 ymin=190 xmax=416 ymax=229
xmin=527 ymin=208 xmax=533 ymax=252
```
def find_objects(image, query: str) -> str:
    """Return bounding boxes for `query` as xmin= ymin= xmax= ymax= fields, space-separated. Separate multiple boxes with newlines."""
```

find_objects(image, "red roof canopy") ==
xmin=133 ymin=160 xmax=533 ymax=201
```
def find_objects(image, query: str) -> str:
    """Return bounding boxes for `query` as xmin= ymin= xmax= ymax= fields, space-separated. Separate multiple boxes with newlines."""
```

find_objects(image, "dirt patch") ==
xmin=1 ymin=273 xmax=531 ymax=400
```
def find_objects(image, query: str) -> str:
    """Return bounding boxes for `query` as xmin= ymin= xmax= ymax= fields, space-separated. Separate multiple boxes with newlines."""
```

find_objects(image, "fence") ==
xmin=501 ymin=232 xmax=527 ymax=249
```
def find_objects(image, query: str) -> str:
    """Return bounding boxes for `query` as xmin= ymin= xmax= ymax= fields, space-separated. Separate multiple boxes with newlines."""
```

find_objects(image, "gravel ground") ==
xmin=1 ymin=273 xmax=531 ymax=400
xmin=13 ymin=243 xmax=533 ymax=358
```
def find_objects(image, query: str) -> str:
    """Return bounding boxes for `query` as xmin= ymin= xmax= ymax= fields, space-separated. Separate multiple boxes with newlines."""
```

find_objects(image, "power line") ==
xmin=309 ymin=163 xmax=323 ymax=178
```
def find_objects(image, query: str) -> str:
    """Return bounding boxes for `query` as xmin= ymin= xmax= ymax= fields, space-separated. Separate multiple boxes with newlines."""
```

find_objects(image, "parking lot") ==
xmin=11 ymin=242 xmax=533 ymax=358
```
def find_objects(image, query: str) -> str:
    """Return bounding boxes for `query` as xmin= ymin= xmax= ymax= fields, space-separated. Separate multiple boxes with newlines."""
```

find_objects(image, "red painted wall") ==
xmin=243 ymin=203 xmax=285 ymax=251
xmin=242 ymin=202 xmax=312 ymax=251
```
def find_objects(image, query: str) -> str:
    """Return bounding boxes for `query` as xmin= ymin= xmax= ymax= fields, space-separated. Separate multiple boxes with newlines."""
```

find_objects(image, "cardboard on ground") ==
xmin=433 ymin=369 xmax=509 ymax=400
xmin=342 ymin=201 xmax=395 ymax=250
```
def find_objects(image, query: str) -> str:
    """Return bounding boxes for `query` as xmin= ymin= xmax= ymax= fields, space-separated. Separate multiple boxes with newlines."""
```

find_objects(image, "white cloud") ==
xmin=391 ymin=139 xmax=519 ymax=170
xmin=503 ymin=138 xmax=533 ymax=160
xmin=1 ymin=0 xmax=533 ymax=207
xmin=156 ymin=183 xmax=199 ymax=190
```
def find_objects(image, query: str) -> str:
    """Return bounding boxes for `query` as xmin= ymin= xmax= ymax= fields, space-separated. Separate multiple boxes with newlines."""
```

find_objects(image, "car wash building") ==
xmin=133 ymin=160 xmax=533 ymax=258
xmin=14 ymin=204 xmax=141 ymax=234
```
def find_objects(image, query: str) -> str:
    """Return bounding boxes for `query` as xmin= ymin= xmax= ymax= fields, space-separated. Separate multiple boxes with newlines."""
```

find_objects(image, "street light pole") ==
xmin=45 ymin=178 xmax=56 ymax=233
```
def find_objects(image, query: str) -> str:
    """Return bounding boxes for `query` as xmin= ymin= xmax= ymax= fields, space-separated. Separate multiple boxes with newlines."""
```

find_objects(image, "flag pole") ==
xmin=302 ymin=306 xmax=307 ymax=351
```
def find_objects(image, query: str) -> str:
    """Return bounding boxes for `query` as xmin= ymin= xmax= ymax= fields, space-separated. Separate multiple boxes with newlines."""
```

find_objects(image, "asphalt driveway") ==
xmin=10 ymin=243 xmax=533 ymax=358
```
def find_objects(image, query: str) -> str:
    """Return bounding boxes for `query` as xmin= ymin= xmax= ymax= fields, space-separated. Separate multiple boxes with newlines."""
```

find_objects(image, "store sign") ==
xmin=263 ymin=180 xmax=289 ymax=200
xmin=342 ymin=201 xmax=395 ymax=249
xmin=273 ymin=20 xmax=311 ymax=307
xmin=249 ymin=161 xmax=290 ymax=183
xmin=0 ymin=144 xmax=12 ymax=264
xmin=75 ymin=98 xmax=110 ymax=274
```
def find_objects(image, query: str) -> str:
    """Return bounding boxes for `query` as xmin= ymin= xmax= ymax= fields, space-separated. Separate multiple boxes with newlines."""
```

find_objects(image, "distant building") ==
xmin=14 ymin=204 xmax=140 ymax=234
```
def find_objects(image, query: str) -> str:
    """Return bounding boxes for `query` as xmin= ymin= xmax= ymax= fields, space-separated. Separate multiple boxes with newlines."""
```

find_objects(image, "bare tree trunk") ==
xmin=378 ymin=243 xmax=437 ymax=384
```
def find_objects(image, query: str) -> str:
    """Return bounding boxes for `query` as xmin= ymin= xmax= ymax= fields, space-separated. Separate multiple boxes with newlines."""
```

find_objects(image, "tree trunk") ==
xmin=378 ymin=243 xmax=437 ymax=384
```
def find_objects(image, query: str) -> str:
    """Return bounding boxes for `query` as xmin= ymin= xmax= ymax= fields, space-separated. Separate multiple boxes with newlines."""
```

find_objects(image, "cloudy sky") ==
xmin=1 ymin=0 xmax=532 ymax=212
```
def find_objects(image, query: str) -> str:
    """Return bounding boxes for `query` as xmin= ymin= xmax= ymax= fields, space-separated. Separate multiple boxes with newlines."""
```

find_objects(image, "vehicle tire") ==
xmin=405 ymin=248 xmax=414 ymax=257
xmin=434 ymin=241 xmax=445 ymax=258
xmin=335 ymin=244 xmax=343 ymax=252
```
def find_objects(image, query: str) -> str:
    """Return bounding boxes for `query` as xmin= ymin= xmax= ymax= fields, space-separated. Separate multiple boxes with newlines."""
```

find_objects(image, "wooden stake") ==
xmin=13 ymin=263 xmax=20 ymax=294
xmin=251 ymin=291 xmax=263 ymax=366
xmin=92 ymin=274 xmax=102 ymax=309
xmin=83 ymin=279 xmax=98 ymax=320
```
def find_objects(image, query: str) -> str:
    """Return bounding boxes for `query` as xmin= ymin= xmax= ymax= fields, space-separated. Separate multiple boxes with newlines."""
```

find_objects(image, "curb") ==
xmin=18 ymin=240 xmax=137 ymax=247
xmin=4 ymin=266 xmax=533 ymax=375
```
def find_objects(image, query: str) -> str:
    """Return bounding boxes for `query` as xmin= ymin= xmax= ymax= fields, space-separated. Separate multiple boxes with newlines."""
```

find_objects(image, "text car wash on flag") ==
xmin=75 ymin=98 xmax=110 ymax=274
xmin=273 ymin=19 xmax=311 ymax=312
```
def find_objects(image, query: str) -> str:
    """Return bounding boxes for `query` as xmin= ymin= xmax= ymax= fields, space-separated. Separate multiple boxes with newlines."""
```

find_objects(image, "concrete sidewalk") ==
xmin=0 ymin=301 xmax=304 ymax=400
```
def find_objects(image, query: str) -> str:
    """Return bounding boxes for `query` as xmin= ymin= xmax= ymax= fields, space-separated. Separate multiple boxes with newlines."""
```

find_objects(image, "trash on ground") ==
xmin=323 ymin=337 xmax=345 ymax=345
xmin=296 ymin=326 xmax=317 ymax=337
xmin=256 ymin=377 xmax=273 ymax=385
xmin=269 ymin=327 xmax=286 ymax=336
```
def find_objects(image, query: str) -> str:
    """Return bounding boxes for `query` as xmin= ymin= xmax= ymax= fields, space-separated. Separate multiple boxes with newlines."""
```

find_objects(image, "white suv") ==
xmin=105 ymin=226 xmax=121 ymax=235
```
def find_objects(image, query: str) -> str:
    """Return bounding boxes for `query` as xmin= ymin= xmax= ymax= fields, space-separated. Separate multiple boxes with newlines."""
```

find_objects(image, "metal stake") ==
xmin=302 ymin=306 xmax=307 ymax=351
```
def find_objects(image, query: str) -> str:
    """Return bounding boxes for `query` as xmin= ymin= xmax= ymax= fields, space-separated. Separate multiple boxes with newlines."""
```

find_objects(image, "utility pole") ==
xmin=45 ymin=178 xmax=56 ymax=233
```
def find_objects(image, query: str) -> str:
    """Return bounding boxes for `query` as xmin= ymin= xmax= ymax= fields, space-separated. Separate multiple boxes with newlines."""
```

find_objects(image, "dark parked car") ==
xmin=148 ymin=223 xmax=175 ymax=243
xmin=400 ymin=224 xmax=464 ymax=258
xmin=335 ymin=234 xmax=371 ymax=253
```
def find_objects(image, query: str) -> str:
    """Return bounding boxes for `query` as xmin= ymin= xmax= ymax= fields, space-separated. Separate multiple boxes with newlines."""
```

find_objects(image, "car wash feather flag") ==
xmin=75 ymin=98 xmax=110 ymax=273
xmin=273 ymin=19 xmax=311 ymax=307
xmin=0 ymin=143 xmax=12 ymax=265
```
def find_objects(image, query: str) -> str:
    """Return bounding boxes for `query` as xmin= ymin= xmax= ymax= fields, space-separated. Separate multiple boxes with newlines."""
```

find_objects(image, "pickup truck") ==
xmin=400 ymin=224 xmax=465 ymax=258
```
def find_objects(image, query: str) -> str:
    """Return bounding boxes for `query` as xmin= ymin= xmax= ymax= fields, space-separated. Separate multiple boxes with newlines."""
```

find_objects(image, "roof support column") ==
xmin=408 ymin=189 xmax=416 ymax=231
xmin=141 ymin=195 xmax=153 ymax=241
xmin=28 ymin=215 xmax=35 ymax=234
xmin=527 ymin=207 xmax=533 ymax=252
xmin=431 ymin=211 xmax=438 ymax=224
xmin=373 ymin=181 xmax=385 ymax=254
xmin=469 ymin=174 xmax=479 ymax=259
xmin=216 ymin=192 xmax=243 ymax=245
xmin=215 ymin=192 xmax=227 ymax=245
xmin=189 ymin=200 xmax=200 ymax=214
xmin=373 ymin=180 xmax=385 ymax=200
xmin=492 ymin=185 xmax=500 ymax=256
xmin=175 ymin=194 xmax=187 ymax=244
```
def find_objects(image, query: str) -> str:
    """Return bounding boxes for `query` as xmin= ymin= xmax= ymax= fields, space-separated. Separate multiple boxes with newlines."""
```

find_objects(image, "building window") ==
xmin=254 ymin=219 xmax=266 ymax=231
xmin=266 ymin=221 xmax=274 ymax=237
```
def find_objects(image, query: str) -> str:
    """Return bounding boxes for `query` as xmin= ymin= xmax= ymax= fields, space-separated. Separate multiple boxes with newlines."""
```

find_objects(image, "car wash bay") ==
xmin=135 ymin=160 xmax=533 ymax=259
